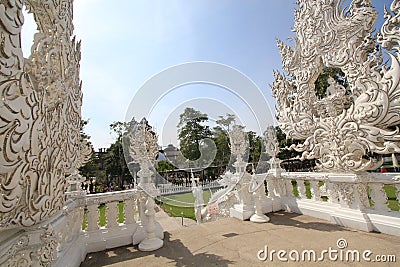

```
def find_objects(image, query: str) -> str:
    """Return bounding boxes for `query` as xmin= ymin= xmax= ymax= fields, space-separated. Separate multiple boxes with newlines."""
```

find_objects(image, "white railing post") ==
xmin=297 ymin=179 xmax=307 ymax=199
xmin=285 ymin=179 xmax=294 ymax=197
xmin=107 ymin=201 xmax=120 ymax=228
xmin=369 ymin=183 xmax=390 ymax=212
xmin=86 ymin=204 xmax=99 ymax=231
xmin=326 ymin=181 xmax=339 ymax=203
xmin=138 ymin=195 xmax=163 ymax=251
xmin=310 ymin=180 xmax=321 ymax=201
xmin=124 ymin=198 xmax=136 ymax=225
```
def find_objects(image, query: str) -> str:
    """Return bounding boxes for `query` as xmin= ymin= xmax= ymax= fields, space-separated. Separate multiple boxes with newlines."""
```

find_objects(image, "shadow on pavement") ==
xmin=268 ymin=211 xmax=350 ymax=232
xmin=81 ymin=232 xmax=234 ymax=267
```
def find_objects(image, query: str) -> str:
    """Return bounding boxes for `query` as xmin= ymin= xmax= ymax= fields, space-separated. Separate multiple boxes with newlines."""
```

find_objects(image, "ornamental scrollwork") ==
xmin=263 ymin=126 xmax=279 ymax=158
xmin=271 ymin=0 xmax=400 ymax=172
xmin=0 ymin=0 xmax=88 ymax=228
xmin=228 ymin=125 xmax=247 ymax=161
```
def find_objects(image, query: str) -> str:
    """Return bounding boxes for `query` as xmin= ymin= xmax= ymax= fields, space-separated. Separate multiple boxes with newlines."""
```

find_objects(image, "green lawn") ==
xmin=156 ymin=190 xmax=216 ymax=220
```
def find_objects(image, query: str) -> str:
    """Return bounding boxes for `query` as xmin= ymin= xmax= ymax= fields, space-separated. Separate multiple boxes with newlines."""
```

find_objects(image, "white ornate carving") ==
xmin=229 ymin=125 xmax=247 ymax=163
xmin=124 ymin=118 xmax=163 ymax=251
xmin=264 ymin=126 xmax=279 ymax=159
xmin=192 ymin=177 xmax=204 ymax=224
xmin=3 ymin=225 xmax=57 ymax=267
xmin=271 ymin=0 xmax=400 ymax=172
xmin=0 ymin=0 xmax=88 ymax=230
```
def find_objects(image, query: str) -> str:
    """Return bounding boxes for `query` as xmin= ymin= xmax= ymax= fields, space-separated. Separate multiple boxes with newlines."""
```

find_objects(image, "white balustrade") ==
xmin=261 ymin=171 xmax=400 ymax=236
xmin=157 ymin=181 xmax=222 ymax=196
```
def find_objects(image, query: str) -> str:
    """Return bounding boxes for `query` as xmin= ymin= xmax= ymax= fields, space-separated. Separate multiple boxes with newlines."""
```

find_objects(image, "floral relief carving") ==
xmin=1 ymin=0 xmax=88 ymax=229
xmin=271 ymin=0 xmax=400 ymax=172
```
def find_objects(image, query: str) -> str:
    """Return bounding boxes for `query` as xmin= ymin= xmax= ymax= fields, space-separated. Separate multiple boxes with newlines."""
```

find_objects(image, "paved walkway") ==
xmin=81 ymin=209 xmax=400 ymax=266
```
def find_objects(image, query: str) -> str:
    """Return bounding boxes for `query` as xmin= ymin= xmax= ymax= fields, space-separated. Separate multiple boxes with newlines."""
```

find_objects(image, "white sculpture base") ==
xmin=132 ymin=222 xmax=164 ymax=245
xmin=250 ymin=213 xmax=270 ymax=223
xmin=138 ymin=237 xmax=164 ymax=251
xmin=230 ymin=204 xmax=255 ymax=220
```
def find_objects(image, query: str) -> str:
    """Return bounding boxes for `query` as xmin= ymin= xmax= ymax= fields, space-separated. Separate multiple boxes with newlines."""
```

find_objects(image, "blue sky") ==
xmin=21 ymin=0 xmax=393 ymax=150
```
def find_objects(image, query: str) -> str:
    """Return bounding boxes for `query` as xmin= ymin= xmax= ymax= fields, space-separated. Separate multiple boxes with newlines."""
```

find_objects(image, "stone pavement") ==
xmin=81 ymin=209 xmax=400 ymax=267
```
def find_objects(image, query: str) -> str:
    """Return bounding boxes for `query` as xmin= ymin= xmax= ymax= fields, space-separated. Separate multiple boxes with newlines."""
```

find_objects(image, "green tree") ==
xmin=157 ymin=160 xmax=175 ymax=173
xmin=106 ymin=121 xmax=131 ymax=187
xmin=177 ymin=108 xmax=212 ymax=161
xmin=212 ymin=129 xmax=230 ymax=168
xmin=78 ymin=119 xmax=101 ymax=180
xmin=216 ymin=113 xmax=236 ymax=131
xmin=247 ymin=131 xmax=262 ymax=163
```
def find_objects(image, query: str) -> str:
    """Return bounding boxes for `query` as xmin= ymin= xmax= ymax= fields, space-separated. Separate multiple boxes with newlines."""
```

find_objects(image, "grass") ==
xmin=156 ymin=190 xmax=216 ymax=220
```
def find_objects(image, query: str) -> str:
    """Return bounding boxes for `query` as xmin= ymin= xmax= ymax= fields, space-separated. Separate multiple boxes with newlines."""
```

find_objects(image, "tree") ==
xmin=216 ymin=113 xmax=236 ymax=131
xmin=212 ymin=129 xmax=231 ymax=168
xmin=177 ymin=108 xmax=212 ymax=161
xmin=106 ymin=121 xmax=131 ymax=187
xmin=157 ymin=160 xmax=175 ymax=173
xmin=247 ymin=131 xmax=262 ymax=163
xmin=78 ymin=120 xmax=100 ymax=179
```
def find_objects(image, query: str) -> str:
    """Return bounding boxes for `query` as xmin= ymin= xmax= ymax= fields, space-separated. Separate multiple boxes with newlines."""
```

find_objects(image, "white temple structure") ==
xmin=1 ymin=0 xmax=400 ymax=266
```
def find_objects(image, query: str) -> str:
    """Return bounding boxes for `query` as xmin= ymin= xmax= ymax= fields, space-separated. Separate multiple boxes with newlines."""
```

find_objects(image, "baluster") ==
xmin=125 ymin=198 xmax=136 ymax=224
xmin=266 ymin=179 xmax=275 ymax=197
xmin=369 ymin=183 xmax=390 ymax=212
xmin=310 ymin=180 xmax=321 ymax=201
xmin=106 ymin=201 xmax=120 ymax=228
xmin=326 ymin=182 xmax=339 ymax=203
xmin=86 ymin=204 xmax=99 ymax=231
xmin=285 ymin=179 xmax=294 ymax=197
xmin=297 ymin=180 xmax=306 ymax=199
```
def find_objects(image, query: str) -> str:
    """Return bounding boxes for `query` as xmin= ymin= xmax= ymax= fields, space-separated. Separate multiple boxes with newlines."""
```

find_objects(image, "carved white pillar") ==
xmin=266 ymin=179 xmax=276 ymax=198
xmin=369 ymin=183 xmax=390 ymax=212
xmin=297 ymin=180 xmax=306 ymax=199
xmin=86 ymin=205 xmax=99 ymax=231
xmin=124 ymin=198 xmax=136 ymax=225
xmin=326 ymin=182 xmax=339 ymax=203
xmin=107 ymin=202 xmax=120 ymax=228
xmin=138 ymin=196 xmax=163 ymax=251
xmin=310 ymin=180 xmax=321 ymax=201
xmin=285 ymin=179 xmax=294 ymax=197
xmin=250 ymin=185 xmax=270 ymax=223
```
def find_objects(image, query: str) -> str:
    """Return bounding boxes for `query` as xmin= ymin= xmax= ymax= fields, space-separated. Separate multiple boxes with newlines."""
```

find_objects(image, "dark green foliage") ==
xmin=157 ymin=160 xmax=175 ymax=173
xmin=212 ymin=129 xmax=231 ymax=168
xmin=178 ymin=108 xmax=212 ymax=161
xmin=275 ymin=126 xmax=302 ymax=160
xmin=248 ymin=131 xmax=262 ymax=163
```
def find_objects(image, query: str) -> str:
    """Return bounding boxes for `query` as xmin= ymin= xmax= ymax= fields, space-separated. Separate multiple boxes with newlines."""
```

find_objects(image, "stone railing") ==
xmin=158 ymin=181 xmax=222 ymax=196
xmin=55 ymin=189 xmax=152 ymax=267
xmin=1 ymin=189 xmax=163 ymax=267
xmin=82 ymin=190 xmax=146 ymax=252
xmin=263 ymin=171 xmax=400 ymax=236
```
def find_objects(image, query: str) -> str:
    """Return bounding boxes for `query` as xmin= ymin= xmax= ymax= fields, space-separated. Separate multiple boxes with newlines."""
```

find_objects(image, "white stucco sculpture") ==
xmin=192 ymin=176 xmax=204 ymax=224
xmin=125 ymin=118 xmax=163 ymax=251
xmin=271 ymin=0 xmax=400 ymax=172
